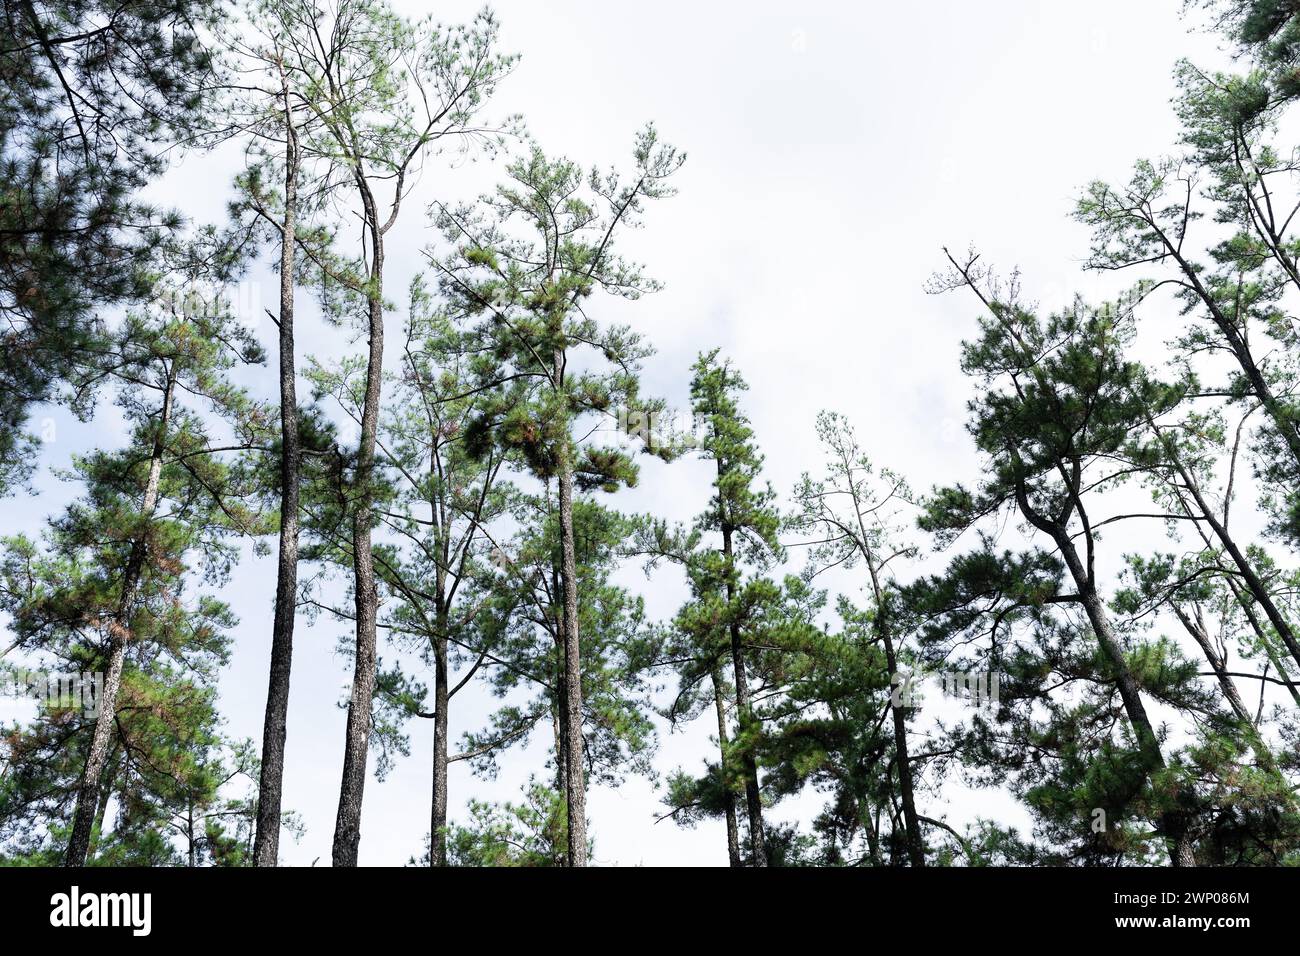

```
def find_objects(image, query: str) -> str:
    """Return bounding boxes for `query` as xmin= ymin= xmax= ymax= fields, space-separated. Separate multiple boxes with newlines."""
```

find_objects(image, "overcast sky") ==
xmin=2 ymin=0 xmax=1244 ymax=865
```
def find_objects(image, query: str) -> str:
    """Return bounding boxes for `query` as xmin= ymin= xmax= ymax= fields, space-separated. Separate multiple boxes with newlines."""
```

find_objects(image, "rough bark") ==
xmin=65 ymin=371 xmax=174 ymax=866
xmin=85 ymin=747 xmax=119 ymax=862
xmin=253 ymin=77 xmax=301 ymax=868
xmin=556 ymin=458 xmax=587 ymax=867
xmin=429 ymin=628 xmax=449 ymax=867
xmin=331 ymin=186 xmax=385 ymax=868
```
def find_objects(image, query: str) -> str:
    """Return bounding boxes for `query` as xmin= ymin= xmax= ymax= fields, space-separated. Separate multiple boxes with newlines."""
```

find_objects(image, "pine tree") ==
xmin=430 ymin=130 xmax=683 ymax=865
xmin=462 ymin=495 xmax=659 ymax=865
xmin=0 ymin=283 xmax=265 ymax=866
xmin=788 ymin=411 xmax=926 ymax=865
xmin=263 ymin=0 xmax=514 ymax=866
xmin=921 ymin=254 xmax=1207 ymax=865
xmin=1 ymin=0 xmax=226 ymax=493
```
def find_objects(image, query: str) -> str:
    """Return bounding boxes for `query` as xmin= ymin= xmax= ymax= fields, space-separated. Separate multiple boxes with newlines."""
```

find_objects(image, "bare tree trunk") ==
xmin=845 ymin=472 xmax=926 ymax=867
xmin=66 ymin=372 xmax=175 ymax=866
xmin=862 ymin=795 xmax=882 ymax=866
xmin=254 ymin=77 xmax=301 ymax=868
xmin=556 ymin=458 xmax=587 ymax=867
xmin=332 ymin=199 xmax=385 ymax=868
xmin=430 ymin=631 xmax=449 ymax=867
xmin=551 ymin=690 xmax=566 ymax=793
xmin=710 ymin=665 xmax=741 ymax=867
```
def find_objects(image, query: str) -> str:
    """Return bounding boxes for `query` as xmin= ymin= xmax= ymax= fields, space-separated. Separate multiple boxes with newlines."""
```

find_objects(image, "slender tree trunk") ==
xmin=556 ymin=458 xmax=587 ymax=866
xmin=85 ymin=747 xmax=118 ymax=863
xmin=710 ymin=665 xmax=741 ymax=867
xmin=1164 ymin=444 xmax=1300 ymax=671
xmin=254 ymin=79 xmax=301 ymax=868
xmin=720 ymin=518 xmax=766 ymax=866
xmin=880 ymin=624 xmax=925 ymax=867
xmin=1225 ymin=578 xmax=1300 ymax=708
xmin=332 ymin=202 xmax=385 ymax=868
xmin=1054 ymin=532 xmax=1196 ymax=867
xmin=1171 ymin=604 xmax=1281 ymax=775
xmin=430 ymin=630 xmax=449 ymax=867
xmin=66 ymin=372 xmax=175 ymax=866
xmin=1173 ymin=606 xmax=1254 ymax=727
xmin=844 ymin=468 xmax=925 ymax=866
xmin=862 ymin=791 xmax=882 ymax=866
xmin=1155 ymin=239 xmax=1300 ymax=471
xmin=552 ymin=687 xmax=566 ymax=794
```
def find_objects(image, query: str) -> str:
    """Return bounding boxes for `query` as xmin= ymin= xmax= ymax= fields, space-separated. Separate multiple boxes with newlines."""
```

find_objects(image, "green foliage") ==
xmin=0 ymin=0 xmax=228 ymax=494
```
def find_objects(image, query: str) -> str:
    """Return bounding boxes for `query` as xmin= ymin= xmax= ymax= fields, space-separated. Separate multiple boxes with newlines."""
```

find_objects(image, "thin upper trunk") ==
xmin=1161 ymin=434 xmax=1300 ymax=672
xmin=1171 ymin=604 xmax=1279 ymax=774
xmin=1225 ymin=577 xmax=1300 ymax=708
xmin=719 ymin=511 xmax=767 ymax=866
xmin=254 ymin=76 xmax=301 ymax=867
xmin=65 ymin=370 xmax=175 ymax=866
xmin=846 ymin=472 xmax=924 ymax=867
xmin=710 ymin=665 xmax=741 ymax=867
xmin=880 ymin=625 xmax=924 ymax=867
xmin=1154 ymin=236 xmax=1300 ymax=472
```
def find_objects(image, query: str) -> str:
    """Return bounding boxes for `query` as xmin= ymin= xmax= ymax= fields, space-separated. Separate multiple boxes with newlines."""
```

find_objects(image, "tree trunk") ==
xmin=254 ymin=80 xmax=300 ymax=868
xmin=710 ymin=664 xmax=741 ymax=867
xmin=556 ymin=459 xmax=587 ymax=867
xmin=1055 ymin=532 xmax=1196 ymax=867
xmin=85 ymin=747 xmax=119 ymax=862
xmin=332 ymin=202 xmax=385 ymax=868
xmin=1156 ymin=239 xmax=1300 ymax=472
xmin=66 ymin=372 xmax=175 ymax=866
xmin=1166 ymin=446 xmax=1300 ymax=671
xmin=842 ymin=452 xmax=924 ymax=866
xmin=720 ymin=518 xmax=766 ymax=866
xmin=1173 ymin=606 xmax=1253 ymax=726
xmin=1172 ymin=605 xmax=1279 ymax=773
xmin=430 ymin=631 xmax=449 ymax=867
xmin=1225 ymin=579 xmax=1300 ymax=708
xmin=881 ymin=626 xmax=925 ymax=867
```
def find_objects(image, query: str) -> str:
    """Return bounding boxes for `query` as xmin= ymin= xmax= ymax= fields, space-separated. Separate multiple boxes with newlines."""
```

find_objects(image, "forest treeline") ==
xmin=3 ymin=0 xmax=1300 ymax=867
